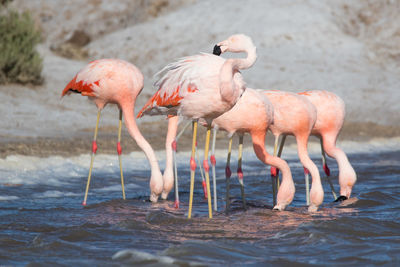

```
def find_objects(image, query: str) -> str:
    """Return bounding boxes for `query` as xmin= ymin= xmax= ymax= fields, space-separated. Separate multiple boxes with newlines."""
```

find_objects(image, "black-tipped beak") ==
xmin=213 ymin=45 xmax=221 ymax=56
xmin=334 ymin=195 xmax=348 ymax=202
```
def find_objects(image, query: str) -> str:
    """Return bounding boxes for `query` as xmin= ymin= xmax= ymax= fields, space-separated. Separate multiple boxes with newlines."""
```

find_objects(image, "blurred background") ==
xmin=1 ymin=0 xmax=399 ymax=156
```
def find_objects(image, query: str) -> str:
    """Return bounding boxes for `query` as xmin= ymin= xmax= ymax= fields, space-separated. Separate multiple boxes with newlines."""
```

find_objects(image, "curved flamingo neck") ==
xmin=121 ymin=101 xmax=163 ymax=200
xmin=237 ymin=46 xmax=257 ymax=70
xmin=251 ymin=131 xmax=294 ymax=208
xmin=219 ymin=46 xmax=257 ymax=104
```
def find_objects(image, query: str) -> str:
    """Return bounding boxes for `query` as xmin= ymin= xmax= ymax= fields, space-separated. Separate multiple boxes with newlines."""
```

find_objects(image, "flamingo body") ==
xmin=261 ymin=90 xmax=324 ymax=211
xmin=299 ymin=90 xmax=357 ymax=198
xmin=63 ymin=59 xmax=145 ymax=109
xmin=137 ymin=54 xmax=245 ymax=122
xmin=212 ymin=88 xmax=273 ymax=135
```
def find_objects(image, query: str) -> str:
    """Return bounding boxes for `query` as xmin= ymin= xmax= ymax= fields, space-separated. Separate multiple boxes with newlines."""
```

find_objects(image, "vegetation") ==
xmin=0 ymin=4 xmax=43 ymax=85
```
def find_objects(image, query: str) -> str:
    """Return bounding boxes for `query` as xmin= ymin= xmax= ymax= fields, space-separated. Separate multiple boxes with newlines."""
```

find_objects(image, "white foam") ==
xmin=112 ymin=249 xmax=201 ymax=266
xmin=0 ymin=195 xmax=19 ymax=201
xmin=32 ymin=190 xmax=80 ymax=198
xmin=95 ymin=183 xmax=140 ymax=192
xmin=0 ymin=152 xmax=155 ymax=187
xmin=0 ymin=137 xmax=398 ymax=187
xmin=112 ymin=249 xmax=175 ymax=265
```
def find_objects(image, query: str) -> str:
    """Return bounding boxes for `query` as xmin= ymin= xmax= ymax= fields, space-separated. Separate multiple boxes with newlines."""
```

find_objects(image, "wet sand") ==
xmin=1 ymin=120 xmax=399 ymax=158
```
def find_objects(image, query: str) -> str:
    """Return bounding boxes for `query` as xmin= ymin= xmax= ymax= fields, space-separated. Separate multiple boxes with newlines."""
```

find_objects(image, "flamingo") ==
xmin=298 ymin=90 xmax=357 ymax=200
xmin=61 ymin=59 xmax=163 ymax=205
xmin=271 ymin=91 xmax=357 ymax=202
xmin=260 ymin=90 xmax=324 ymax=212
xmin=216 ymin=90 xmax=356 ymax=209
xmin=211 ymin=88 xmax=295 ymax=212
xmin=137 ymin=34 xmax=257 ymax=218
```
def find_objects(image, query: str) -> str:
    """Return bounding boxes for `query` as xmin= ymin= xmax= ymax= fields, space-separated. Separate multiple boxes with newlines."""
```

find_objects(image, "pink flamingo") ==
xmin=299 ymin=90 xmax=357 ymax=200
xmin=138 ymin=34 xmax=257 ymax=218
xmin=211 ymin=88 xmax=295 ymax=212
xmin=61 ymin=59 xmax=163 ymax=205
xmin=262 ymin=90 xmax=324 ymax=212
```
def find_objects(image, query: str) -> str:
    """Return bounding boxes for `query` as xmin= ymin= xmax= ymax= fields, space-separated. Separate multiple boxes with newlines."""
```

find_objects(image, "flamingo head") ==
xmin=213 ymin=34 xmax=255 ymax=55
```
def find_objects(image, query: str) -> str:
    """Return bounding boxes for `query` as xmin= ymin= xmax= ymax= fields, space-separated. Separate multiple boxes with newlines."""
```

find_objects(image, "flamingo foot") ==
xmin=334 ymin=195 xmax=348 ymax=202
xmin=174 ymin=200 xmax=180 ymax=209
xmin=82 ymin=201 xmax=87 ymax=206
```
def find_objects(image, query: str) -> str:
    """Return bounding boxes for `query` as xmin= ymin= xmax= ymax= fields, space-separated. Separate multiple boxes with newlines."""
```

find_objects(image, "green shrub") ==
xmin=0 ymin=9 xmax=43 ymax=85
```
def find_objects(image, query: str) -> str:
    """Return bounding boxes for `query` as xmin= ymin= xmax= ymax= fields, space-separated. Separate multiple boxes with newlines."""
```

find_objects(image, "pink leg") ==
xmin=83 ymin=110 xmax=101 ymax=206
xmin=211 ymin=127 xmax=218 ymax=211
xmin=225 ymin=137 xmax=233 ymax=214
xmin=196 ymin=140 xmax=208 ymax=200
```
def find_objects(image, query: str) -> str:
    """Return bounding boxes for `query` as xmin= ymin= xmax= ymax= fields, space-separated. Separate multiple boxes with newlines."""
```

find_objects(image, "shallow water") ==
xmin=0 ymin=149 xmax=399 ymax=266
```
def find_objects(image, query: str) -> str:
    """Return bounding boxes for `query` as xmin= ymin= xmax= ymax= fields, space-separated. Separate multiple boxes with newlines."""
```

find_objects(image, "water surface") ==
xmin=0 ymin=149 xmax=399 ymax=266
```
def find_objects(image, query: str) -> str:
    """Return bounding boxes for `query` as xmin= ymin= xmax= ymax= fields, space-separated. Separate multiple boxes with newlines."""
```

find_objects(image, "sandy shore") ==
xmin=1 ymin=121 xmax=399 ymax=158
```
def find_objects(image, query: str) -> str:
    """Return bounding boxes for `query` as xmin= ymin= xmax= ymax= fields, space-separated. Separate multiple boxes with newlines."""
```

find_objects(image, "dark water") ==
xmin=1 ymin=150 xmax=400 ymax=266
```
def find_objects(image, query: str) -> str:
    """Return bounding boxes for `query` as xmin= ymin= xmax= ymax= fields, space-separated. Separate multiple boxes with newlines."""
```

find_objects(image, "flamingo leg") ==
xmin=172 ymin=140 xmax=179 ymax=208
xmin=225 ymin=136 xmax=233 ymax=214
xmin=272 ymin=134 xmax=287 ymax=205
xmin=176 ymin=124 xmax=207 ymax=199
xmin=172 ymin=120 xmax=191 ymax=209
xmin=211 ymin=127 xmax=217 ymax=211
xmin=196 ymin=139 xmax=207 ymax=199
xmin=176 ymin=120 xmax=192 ymax=141
xmin=117 ymin=109 xmax=126 ymax=200
xmin=321 ymin=138 xmax=337 ymax=200
xmin=83 ymin=110 xmax=101 ymax=206
xmin=188 ymin=120 xmax=198 ymax=219
xmin=304 ymin=168 xmax=310 ymax=205
xmin=271 ymin=135 xmax=279 ymax=206
xmin=237 ymin=134 xmax=246 ymax=210
xmin=203 ymin=125 xmax=213 ymax=219
xmin=276 ymin=134 xmax=287 ymax=189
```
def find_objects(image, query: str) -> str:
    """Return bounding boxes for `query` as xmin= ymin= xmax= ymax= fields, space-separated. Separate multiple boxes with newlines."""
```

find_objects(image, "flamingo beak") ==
xmin=334 ymin=195 xmax=348 ymax=202
xmin=213 ymin=45 xmax=222 ymax=56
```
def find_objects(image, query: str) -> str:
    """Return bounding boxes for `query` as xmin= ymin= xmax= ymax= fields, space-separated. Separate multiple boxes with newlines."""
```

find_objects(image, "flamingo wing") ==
xmin=61 ymin=60 xmax=110 ymax=98
xmin=137 ymin=53 xmax=225 ymax=118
